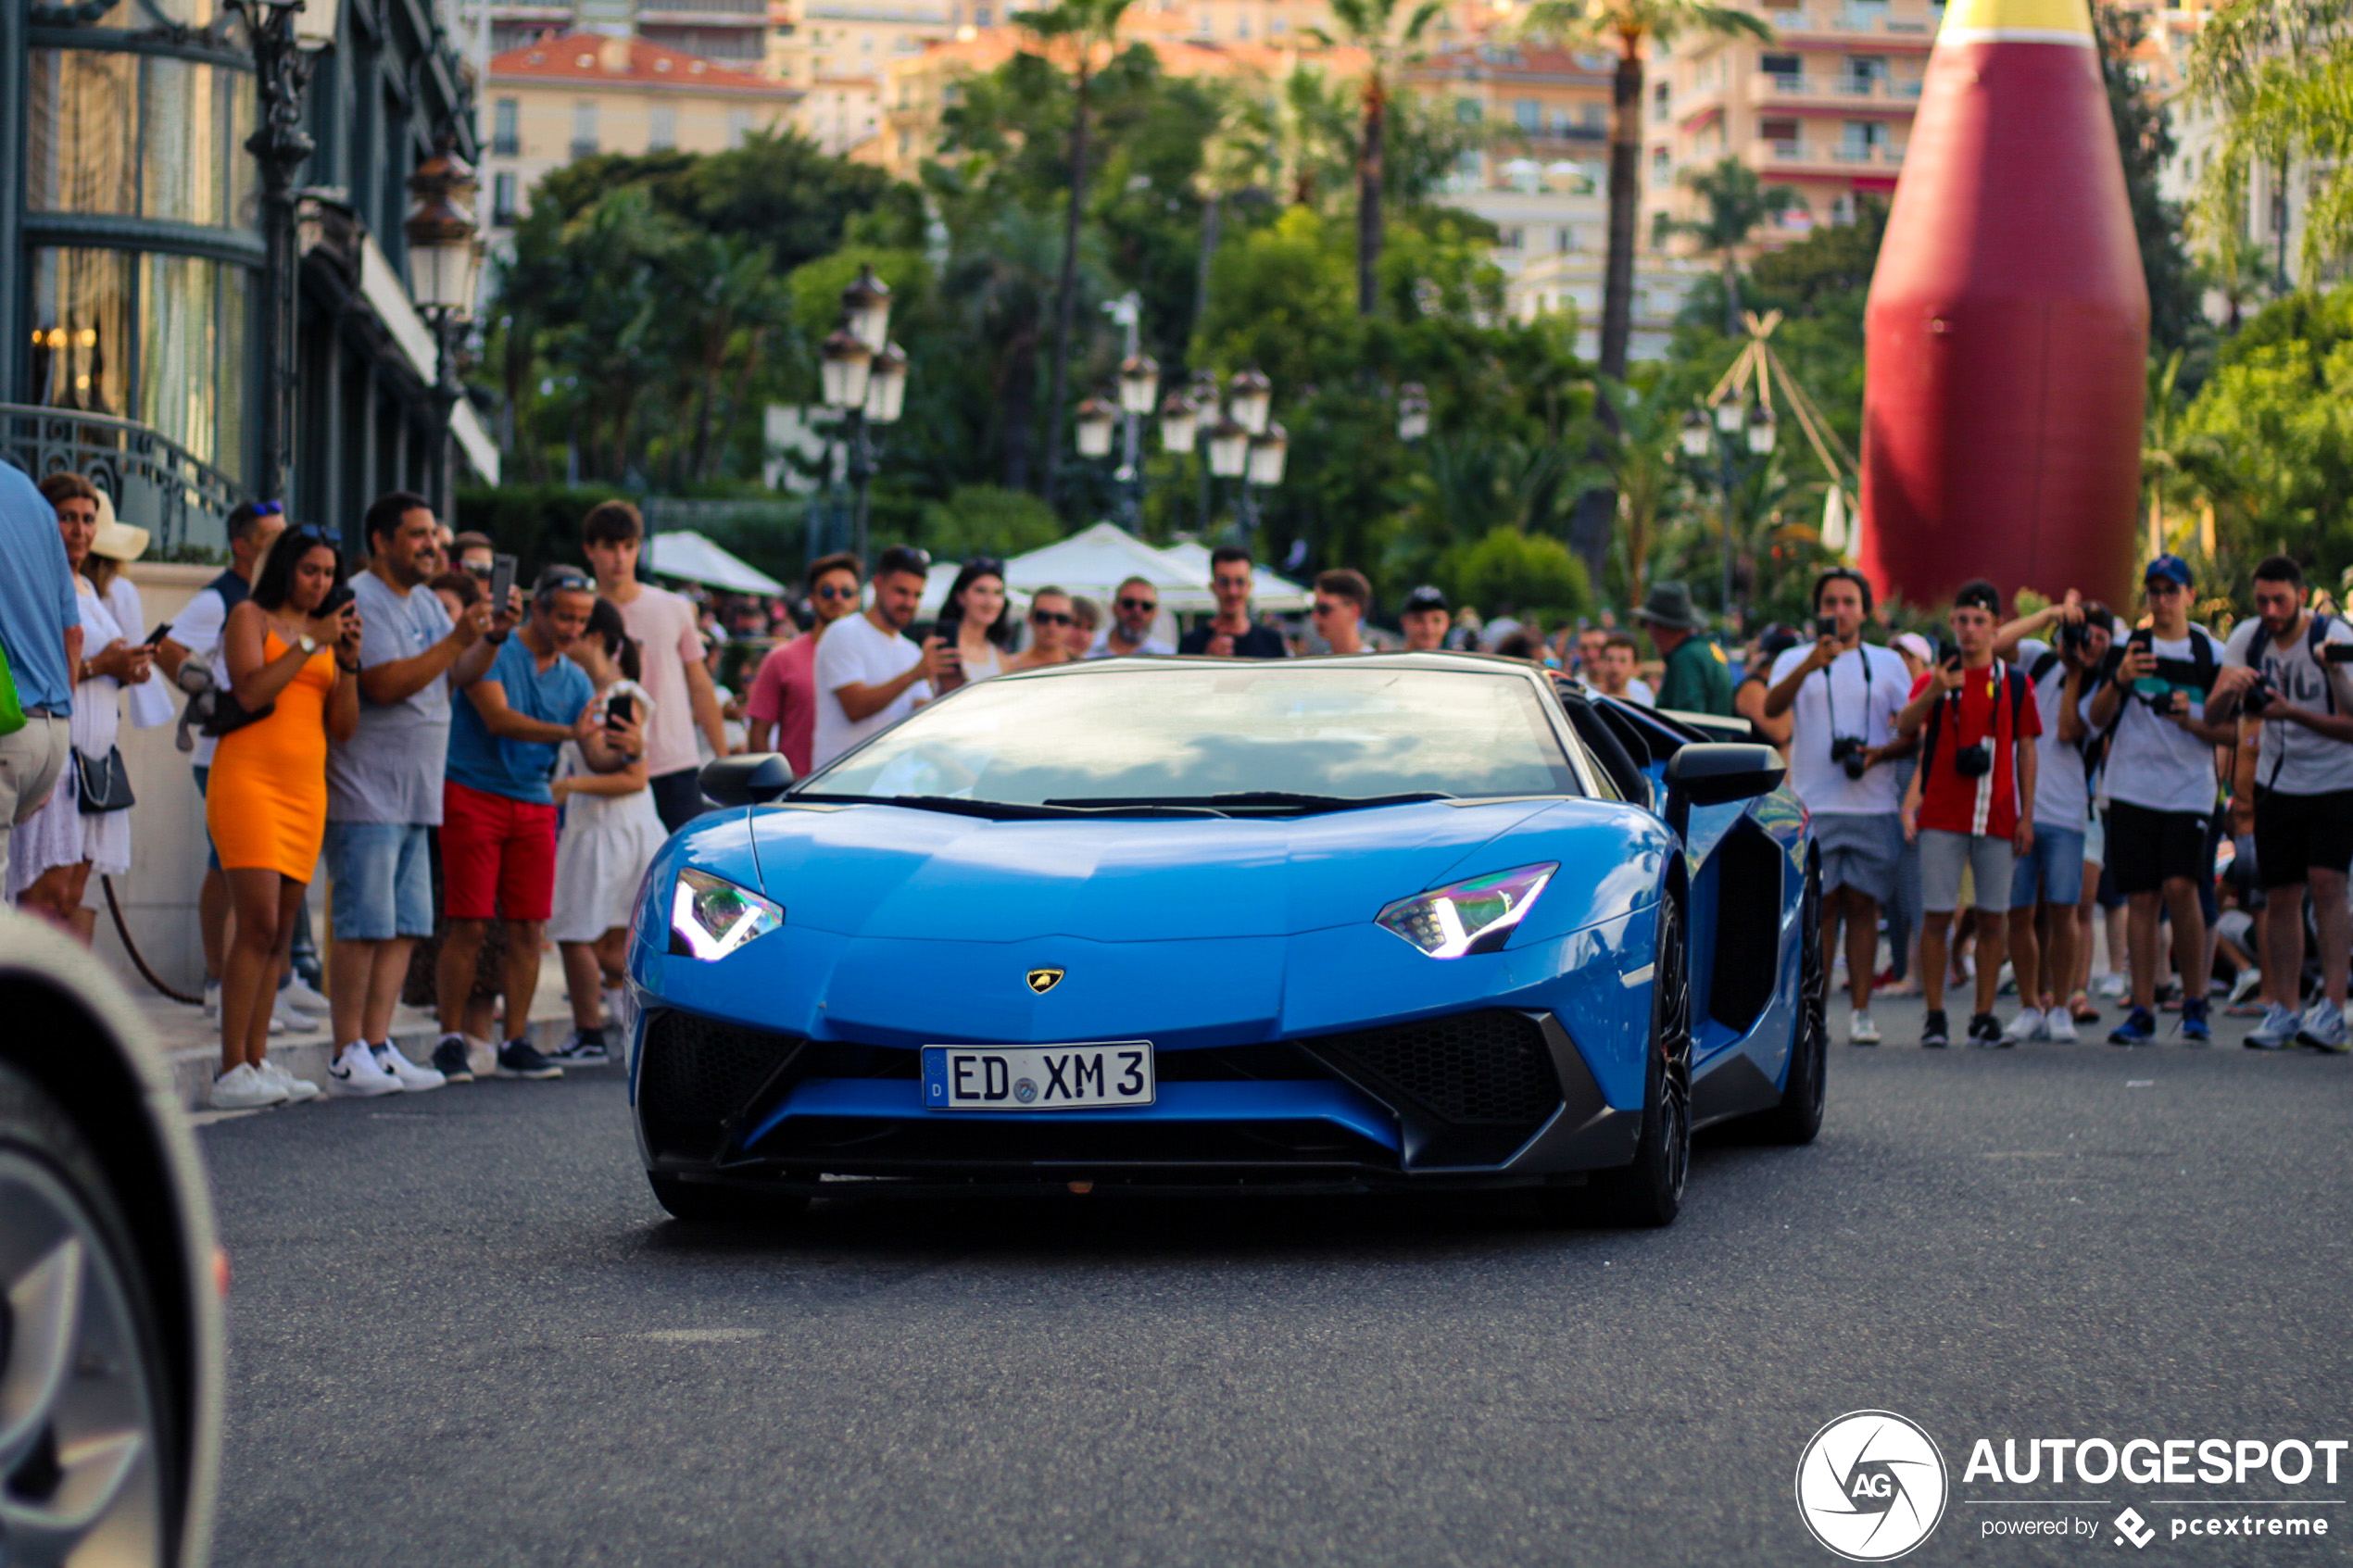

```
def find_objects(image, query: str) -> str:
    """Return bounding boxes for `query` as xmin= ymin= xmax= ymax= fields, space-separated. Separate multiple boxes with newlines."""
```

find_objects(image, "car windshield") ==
xmin=799 ymin=664 xmax=1580 ymax=811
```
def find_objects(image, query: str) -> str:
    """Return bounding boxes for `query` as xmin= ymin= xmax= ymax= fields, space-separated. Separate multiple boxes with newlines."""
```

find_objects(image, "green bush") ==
xmin=455 ymin=485 xmax=632 ymax=579
xmin=1439 ymin=527 xmax=1592 ymax=625
xmin=917 ymin=485 xmax=1066 ymax=564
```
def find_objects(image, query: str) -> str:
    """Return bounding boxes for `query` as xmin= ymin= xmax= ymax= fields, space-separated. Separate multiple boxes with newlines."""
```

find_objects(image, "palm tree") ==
xmin=1310 ymin=0 xmax=1445 ymax=317
xmin=1654 ymin=157 xmax=1792 ymax=336
xmin=1516 ymin=0 xmax=1770 ymax=383
xmin=1022 ymin=0 xmax=1134 ymax=508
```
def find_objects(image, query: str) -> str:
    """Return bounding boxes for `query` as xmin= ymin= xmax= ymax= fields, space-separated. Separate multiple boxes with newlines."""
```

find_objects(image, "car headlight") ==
xmin=1375 ymin=863 xmax=1557 ymax=959
xmin=669 ymin=868 xmax=783 ymax=960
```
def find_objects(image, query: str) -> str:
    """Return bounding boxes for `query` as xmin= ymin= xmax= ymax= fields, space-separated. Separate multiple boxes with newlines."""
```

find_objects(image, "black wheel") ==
xmin=1747 ymin=855 xmax=1828 ymax=1145
xmin=1585 ymin=892 xmax=1692 ymax=1228
xmin=0 ymin=1057 xmax=176 ymax=1565
xmin=648 ymin=1173 xmax=811 ymax=1227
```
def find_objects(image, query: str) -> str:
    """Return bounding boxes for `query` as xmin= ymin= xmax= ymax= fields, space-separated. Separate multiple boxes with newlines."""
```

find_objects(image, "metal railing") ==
xmin=1 ymin=405 xmax=248 ymax=557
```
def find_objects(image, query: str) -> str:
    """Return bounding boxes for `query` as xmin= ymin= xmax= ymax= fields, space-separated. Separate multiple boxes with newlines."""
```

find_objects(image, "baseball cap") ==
xmin=1894 ymin=632 xmax=1935 ymax=666
xmin=2144 ymin=553 xmax=2192 ymax=589
xmin=1402 ymin=584 xmax=1448 ymax=614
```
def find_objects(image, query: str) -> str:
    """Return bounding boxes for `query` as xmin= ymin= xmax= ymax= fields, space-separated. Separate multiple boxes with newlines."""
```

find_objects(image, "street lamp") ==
xmin=1247 ymin=423 xmax=1288 ymax=487
xmin=1205 ymin=416 xmax=1250 ymax=480
xmin=404 ymin=136 xmax=484 ymax=519
xmin=842 ymin=264 xmax=892 ymax=353
xmin=228 ymin=0 xmax=343 ymax=504
xmin=1680 ymin=396 xmax=1775 ymax=624
xmin=1745 ymin=399 xmax=1778 ymax=456
xmin=1228 ymin=369 xmax=1272 ymax=435
xmin=1713 ymin=398 xmax=1743 ymax=435
xmin=1075 ymin=397 xmax=1118 ymax=459
xmin=864 ymin=342 xmax=908 ymax=425
xmin=1679 ymin=409 xmax=1710 ymax=459
xmin=1397 ymin=382 xmax=1430 ymax=442
xmin=1118 ymin=355 xmax=1161 ymax=418
xmin=819 ymin=268 xmax=903 ymax=567
xmin=819 ymin=327 xmax=873 ymax=410
xmin=1158 ymin=392 xmax=1198 ymax=454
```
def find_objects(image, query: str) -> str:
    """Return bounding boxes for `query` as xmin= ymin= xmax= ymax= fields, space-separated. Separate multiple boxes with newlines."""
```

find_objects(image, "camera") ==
xmin=2060 ymin=618 xmax=2090 ymax=655
xmin=1831 ymin=734 xmax=1869 ymax=780
xmin=2242 ymin=673 xmax=2275 ymax=715
xmin=1953 ymin=738 xmax=1994 ymax=777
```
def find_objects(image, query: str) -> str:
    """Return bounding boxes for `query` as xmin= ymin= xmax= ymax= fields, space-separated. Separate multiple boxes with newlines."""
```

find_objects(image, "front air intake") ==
xmin=1302 ymin=1009 xmax=1562 ymax=1167
xmin=637 ymin=1011 xmax=802 ymax=1161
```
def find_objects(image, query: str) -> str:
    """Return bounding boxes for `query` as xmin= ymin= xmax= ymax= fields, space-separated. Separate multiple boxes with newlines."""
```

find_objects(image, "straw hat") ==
xmin=85 ymin=486 xmax=150 ymax=562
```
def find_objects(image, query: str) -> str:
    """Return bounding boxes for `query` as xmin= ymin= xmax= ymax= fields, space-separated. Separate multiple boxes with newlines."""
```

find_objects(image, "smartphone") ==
xmin=319 ymin=582 xmax=355 ymax=619
xmin=2326 ymin=644 xmax=2353 ymax=665
xmin=1815 ymin=614 xmax=1837 ymax=640
xmin=144 ymin=621 xmax=172 ymax=648
xmin=489 ymin=554 xmax=517 ymax=620
xmin=605 ymin=691 xmax=635 ymax=730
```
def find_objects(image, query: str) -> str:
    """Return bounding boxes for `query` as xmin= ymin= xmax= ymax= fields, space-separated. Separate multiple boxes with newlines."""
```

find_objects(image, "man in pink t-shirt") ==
xmin=581 ymin=501 xmax=729 ymax=832
xmin=747 ymin=551 xmax=862 ymax=777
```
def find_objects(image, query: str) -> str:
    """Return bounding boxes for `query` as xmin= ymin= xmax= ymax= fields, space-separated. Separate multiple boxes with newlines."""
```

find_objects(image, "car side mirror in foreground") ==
xmin=700 ymin=752 xmax=797 ymax=808
xmin=1664 ymin=743 xmax=1786 ymax=808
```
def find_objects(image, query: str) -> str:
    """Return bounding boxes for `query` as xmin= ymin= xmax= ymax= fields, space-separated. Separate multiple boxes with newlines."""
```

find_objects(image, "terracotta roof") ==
xmin=490 ymin=32 xmax=796 ymax=94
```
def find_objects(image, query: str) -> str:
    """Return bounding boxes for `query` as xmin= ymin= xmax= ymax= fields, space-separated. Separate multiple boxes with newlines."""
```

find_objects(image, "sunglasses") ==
xmin=463 ymin=560 xmax=493 ymax=578
xmin=814 ymin=583 xmax=859 ymax=599
xmin=253 ymin=500 xmax=284 ymax=518
xmin=1032 ymin=609 xmax=1075 ymax=626
xmin=1312 ymin=600 xmax=1346 ymax=617
xmin=1118 ymin=596 xmax=1157 ymax=613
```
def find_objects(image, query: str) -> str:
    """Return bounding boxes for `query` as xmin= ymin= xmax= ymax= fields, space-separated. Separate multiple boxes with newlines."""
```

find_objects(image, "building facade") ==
xmin=3 ymin=0 xmax=492 ymax=551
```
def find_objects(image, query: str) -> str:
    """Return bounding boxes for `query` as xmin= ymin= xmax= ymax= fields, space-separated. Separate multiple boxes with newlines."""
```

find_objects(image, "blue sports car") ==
xmin=626 ymin=652 xmax=1825 ymax=1227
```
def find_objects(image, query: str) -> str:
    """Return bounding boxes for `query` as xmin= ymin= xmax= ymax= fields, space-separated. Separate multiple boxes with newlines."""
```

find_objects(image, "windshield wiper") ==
xmin=795 ymin=793 xmax=1223 ymax=820
xmin=1046 ymin=790 xmax=1455 ymax=815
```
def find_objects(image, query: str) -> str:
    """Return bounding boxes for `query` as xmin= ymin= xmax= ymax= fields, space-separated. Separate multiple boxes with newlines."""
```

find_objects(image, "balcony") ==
xmin=1751 ymin=71 xmax=1924 ymax=105
xmin=639 ymin=0 xmax=768 ymax=16
xmin=1750 ymin=139 xmax=1906 ymax=171
xmin=1749 ymin=6 xmax=1938 ymax=43
xmin=2 ymin=406 xmax=246 ymax=557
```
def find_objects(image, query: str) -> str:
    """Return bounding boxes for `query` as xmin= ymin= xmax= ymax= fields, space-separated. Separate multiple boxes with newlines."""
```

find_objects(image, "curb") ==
xmin=167 ymin=1015 xmax=583 ymax=1112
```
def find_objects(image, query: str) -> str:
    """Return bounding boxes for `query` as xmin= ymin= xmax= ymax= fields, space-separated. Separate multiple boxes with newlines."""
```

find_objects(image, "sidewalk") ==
xmin=132 ymin=945 xmax=584 ymax=1112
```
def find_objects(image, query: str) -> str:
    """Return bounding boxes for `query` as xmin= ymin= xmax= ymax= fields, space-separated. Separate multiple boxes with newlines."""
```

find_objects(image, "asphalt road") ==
xmin=199 ymin=997 xmax=2352 ymax=1568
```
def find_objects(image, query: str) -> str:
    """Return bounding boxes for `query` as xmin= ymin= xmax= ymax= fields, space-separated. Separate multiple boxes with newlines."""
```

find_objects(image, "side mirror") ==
xmin=699 ymin=752 xmax=797 ymax=808
xmin=1663 ymin=743 xmax=1786 ymax=808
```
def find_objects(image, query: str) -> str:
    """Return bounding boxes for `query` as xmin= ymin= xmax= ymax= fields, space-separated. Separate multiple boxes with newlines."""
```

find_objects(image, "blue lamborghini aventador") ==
xmin=626 ymin=652 xmax=1825 ymax=1227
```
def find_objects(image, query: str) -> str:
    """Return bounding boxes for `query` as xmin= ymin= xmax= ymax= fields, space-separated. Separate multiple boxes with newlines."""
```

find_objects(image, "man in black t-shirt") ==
xmin=1178 ymin=545 xmax=1290 ymax=659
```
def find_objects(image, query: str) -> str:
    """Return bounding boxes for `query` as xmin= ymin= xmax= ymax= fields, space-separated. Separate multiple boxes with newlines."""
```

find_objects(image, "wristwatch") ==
xmin=296 ymin=633 xmax=319 ymax=655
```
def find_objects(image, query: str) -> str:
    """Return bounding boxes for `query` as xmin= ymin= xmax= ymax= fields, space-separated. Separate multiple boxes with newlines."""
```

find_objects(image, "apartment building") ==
xmin=489 ymin=0 xmax=771 ymax=61
xmin=1643 ymin=0 xmax=1937 ymax=247
xmin=483 ymin=33 xmax=801 ymax=231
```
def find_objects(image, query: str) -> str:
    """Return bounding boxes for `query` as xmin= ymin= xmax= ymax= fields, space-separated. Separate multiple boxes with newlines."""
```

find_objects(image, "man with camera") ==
xmin=2208 ymin=556 xmax=2353 ymax=1051
xmin=2084 ymin=554 xmax=2234 ymax=1044
xmin=1764 ymin=569 xmax=1915 ymax=1045
xmin=1991 ymin=593 xmax=2114 ymax=1042
xmin=1894 ymin=582 xmax=2042 ymax=1046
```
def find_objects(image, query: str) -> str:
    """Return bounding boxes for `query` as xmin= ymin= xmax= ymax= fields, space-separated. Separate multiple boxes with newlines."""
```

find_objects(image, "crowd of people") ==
xmin=1754 ymin=558 xmax=2352 ymax=1054
xmin=7 ymin=452 xmax=2338 ymax=1111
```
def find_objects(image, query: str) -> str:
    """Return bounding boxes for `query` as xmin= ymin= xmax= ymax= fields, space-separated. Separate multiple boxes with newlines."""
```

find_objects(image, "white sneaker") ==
xmin=258 ymin=1058 xmax=321 ymax=1102
xmin=371 ymin=1040 xmax=446 ymax=1091
xmin=2296 ymin=998 xmax=2348 ymax=1052
xmin=274 ymin=1002 xmax=321 ymax=1035
xmin=211 ymin=1062 xmax=288 ymax=1110
xmin=203 ymin=981 xmax=221 ymax=1019
xmin=2044 ymin=1009 xmax=2079 ymax=1043
xmin=326 ymin=1041 xmax=403 ymax=1097
xmin=1848 ymin=1010 xmax=1881 ymax=1045
xmin=2248 ymin=1002 xmax=2301 ymax=1048
xmin=2003 ymin=1008 xmax=2047 ymax=1043
xmin=2228 ymin=968 xmax=2264 ymax=1006
xmin=2095 ymin=972 xmax=2127 ymax=999
xmin=281 ymin=974 xmax=333 ymax=1014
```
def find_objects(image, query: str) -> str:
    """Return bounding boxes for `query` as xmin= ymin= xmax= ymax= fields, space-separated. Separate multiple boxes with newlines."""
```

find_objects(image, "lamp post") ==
xmin=817 ymin=267 xmax=900 ymax=566
xmin=228 ymin=0 xmax=341 ymax=506
xmin=1397 ymin=382 xmax=1430 ymax=443
xmin=1679 ymin=396 xmax=1777 ymax=624
xmin=404 ymin=136 xmax=484 ymax=520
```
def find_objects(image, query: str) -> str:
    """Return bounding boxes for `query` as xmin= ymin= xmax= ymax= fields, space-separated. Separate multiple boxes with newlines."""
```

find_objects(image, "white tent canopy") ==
xmin=1156 ymin=541 xmax=1314 ymax=615
xmin=641 ymin=529 xmax=786 ymax=596
xmin=1004 ymin=521 xmax=1218 ymax=614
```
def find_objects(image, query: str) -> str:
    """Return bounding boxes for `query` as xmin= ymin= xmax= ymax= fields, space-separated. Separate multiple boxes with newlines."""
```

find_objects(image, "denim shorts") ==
xmin=322 ymin=821 xmax=435 ymax=940
xmin=2009 ymin=824 xmax=2086 ymax=909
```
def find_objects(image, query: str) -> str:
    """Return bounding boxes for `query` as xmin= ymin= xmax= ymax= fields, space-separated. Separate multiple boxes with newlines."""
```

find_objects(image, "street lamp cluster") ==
xmin=1678 ymin=395 xmax=1779 ymax=622
xmin=817 ymin=264 xmax=909 ymax=565
xmin=1077 ymin=361 xmax=1288 ymax=536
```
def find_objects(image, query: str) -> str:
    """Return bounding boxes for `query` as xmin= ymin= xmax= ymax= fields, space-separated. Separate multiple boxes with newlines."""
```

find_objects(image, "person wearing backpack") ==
xmin=1896 ymin=580 xmax=2043 ymax=1047
xmin=2083 ymin=555 xmax=2236 ymax=1045
xmin=2208 ymin=556 xmax=2353 ymax=1051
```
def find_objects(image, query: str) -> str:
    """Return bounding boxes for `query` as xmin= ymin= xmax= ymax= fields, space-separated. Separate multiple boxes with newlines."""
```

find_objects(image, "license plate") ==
xmin=922 ymin=1042 xmax=1155 ymax=1110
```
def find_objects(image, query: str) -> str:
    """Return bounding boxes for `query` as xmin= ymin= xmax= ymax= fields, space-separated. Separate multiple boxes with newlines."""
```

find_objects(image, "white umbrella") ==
xmin=641 ymin=529 xmax=786 ymax=596
xmin=1005 ymin=521 xmax=1216 ymax=614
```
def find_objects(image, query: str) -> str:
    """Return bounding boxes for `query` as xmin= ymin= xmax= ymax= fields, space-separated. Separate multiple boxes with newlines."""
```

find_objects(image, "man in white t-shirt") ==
xmin=1991 ymin=594 xmax=2112 ymax=1042
xmin=2208 ymin=555 xmax=2353 ymax=1050
xmin=2083 ymin=554 xmax=2236 ymax=1045
xmin=581 ymin=500 xmax=729 ymax=833
xmin=155 ymin=499 xmax=288 ymax=1015
xmin=1762 ymin=568 xmax=1913 ymax=1045
xmin=812 ymin=545 xmax=950 ymax=770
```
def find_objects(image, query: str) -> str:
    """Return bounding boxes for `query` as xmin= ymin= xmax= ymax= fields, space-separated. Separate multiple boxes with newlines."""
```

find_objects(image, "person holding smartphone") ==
xmin=204 ymin=525 xmax=366 ymax=1107
xmin=745 ymin=553 xmax=861 ymax=776
xmin=2207 ymin=555 xmax=2353 ymax=1050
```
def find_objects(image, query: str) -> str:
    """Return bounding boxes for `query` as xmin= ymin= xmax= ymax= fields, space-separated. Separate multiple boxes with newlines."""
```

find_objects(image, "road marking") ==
xmin=637 ymin=1328 xmax=766 ymax=1344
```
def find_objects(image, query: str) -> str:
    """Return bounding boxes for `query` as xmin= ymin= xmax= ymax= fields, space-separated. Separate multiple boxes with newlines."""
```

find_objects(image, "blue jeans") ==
xmin=322 ymin=822 xmax=435 ymax=940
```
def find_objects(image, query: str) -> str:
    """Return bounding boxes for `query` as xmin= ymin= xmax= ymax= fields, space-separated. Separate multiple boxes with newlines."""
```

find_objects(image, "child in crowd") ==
xmin=547 ymin=598 xmax=661 ymax=1064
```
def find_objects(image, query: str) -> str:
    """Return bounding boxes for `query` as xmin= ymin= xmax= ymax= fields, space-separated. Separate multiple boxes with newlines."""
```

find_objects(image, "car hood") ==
xmin=744 ymin=797 xmax=1569 ymax=941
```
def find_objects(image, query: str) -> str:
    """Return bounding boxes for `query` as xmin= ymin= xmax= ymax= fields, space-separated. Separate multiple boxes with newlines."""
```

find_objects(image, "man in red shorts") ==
xmin=434 ymin=567 xmax=642 ymax=1081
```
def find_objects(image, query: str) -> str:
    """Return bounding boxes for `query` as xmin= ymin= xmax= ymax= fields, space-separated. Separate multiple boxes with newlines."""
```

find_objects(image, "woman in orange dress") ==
xmin=208 ymin=524 xmax=362 ymax=1109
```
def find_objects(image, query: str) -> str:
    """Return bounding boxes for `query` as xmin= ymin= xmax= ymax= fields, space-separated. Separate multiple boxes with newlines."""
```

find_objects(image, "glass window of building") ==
xmin=573 ymin=101 xmax=600 ymax=159
xmin=494 ymin=98 xmax=521 ymax=156
xmin=650 ymin=104 xmax=678 ymax=150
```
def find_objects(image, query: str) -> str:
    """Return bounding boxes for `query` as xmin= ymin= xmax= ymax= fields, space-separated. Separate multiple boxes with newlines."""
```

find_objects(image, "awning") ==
xmin=450 ymin=400 xmax=500 ymax=486
xmin=641 ymin=529 xmax=786 ymax=596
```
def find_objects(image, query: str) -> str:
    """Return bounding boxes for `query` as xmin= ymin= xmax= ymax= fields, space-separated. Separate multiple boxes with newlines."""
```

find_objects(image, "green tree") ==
xmin=1440 ymin=525 xmax=1593 ymax=622
xmin=2175 ymin=285 xmax=2353 ymax=571
xmin=2094 ymin=5 xmax=2201 ymax=354
xmin=1653 ymin=157 xmax=1793 ymax=336
xmin=1020 ymin=0 xmax=1137 ymax=508
xmin=1308 ymin=0 xmax=1446 ymax=317
xmin=1516 ymin=0 xmax=1770 ymax=384
xmin=2185 ymin=0 xmax=2353 ymax=291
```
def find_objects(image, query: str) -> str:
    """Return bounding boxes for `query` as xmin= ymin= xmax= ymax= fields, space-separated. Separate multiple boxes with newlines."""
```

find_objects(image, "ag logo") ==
xmin=1026 ymin=967 xmax=1065 ymax=994
xmin=1795 ymin=1410 xmax=1949 ymax=1562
